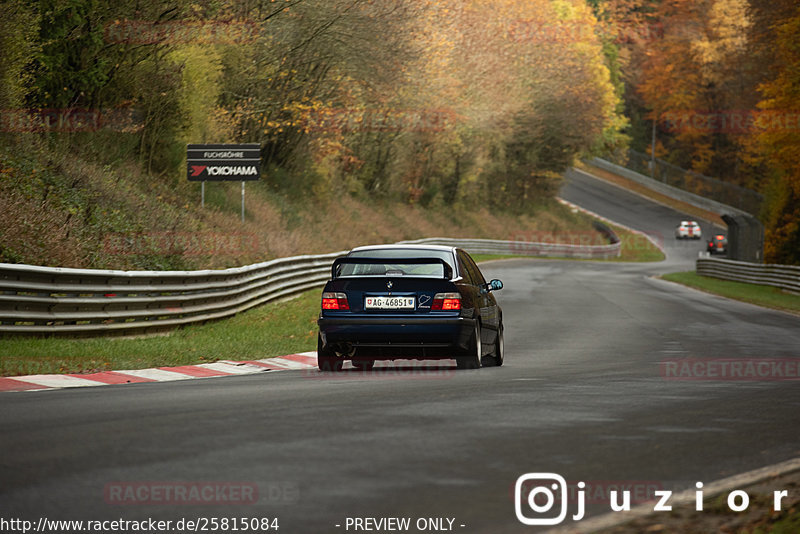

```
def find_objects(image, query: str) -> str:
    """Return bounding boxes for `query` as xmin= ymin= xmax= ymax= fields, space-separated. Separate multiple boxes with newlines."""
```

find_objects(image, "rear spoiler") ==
xmin=331 ymin=257 xmax=453 ymax=280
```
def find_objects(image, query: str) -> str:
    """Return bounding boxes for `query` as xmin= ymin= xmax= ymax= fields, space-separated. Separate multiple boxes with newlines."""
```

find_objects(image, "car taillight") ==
xmin=322 ymin=292 xmax=349 ymax=310
xmin=431 ymin=292 xmax=461 ymax=310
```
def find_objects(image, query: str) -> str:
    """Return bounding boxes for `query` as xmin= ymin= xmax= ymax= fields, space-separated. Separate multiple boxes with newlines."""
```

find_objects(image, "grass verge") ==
xmin=662 ymin=271 xmax=800 ymax=314
xmin=608 ymin=224 xmax=665 ymax=262
xmin=0 ymin=290 xmax=321 ymax=377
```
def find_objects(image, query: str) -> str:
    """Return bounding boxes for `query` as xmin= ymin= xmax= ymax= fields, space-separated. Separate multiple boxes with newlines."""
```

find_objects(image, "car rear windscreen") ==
xmin=343 ymin=249 xmax=455 ymax=278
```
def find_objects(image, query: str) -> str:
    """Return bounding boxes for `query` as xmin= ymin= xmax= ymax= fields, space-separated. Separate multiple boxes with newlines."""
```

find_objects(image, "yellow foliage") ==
xmin=170 ymin=45 xmax=233 ymax=143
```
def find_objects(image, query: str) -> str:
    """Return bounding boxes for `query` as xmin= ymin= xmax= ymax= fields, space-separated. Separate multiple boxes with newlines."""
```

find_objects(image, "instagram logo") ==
xmin=515 ymin=473 xmax=574 ymax=526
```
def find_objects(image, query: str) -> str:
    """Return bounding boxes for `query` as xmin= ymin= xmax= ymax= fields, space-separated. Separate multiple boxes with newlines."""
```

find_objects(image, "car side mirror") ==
xmin=487 ymin=279 xmax=503 ymax=291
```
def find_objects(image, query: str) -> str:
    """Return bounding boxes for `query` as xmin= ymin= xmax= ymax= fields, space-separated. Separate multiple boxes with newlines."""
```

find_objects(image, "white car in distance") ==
xmin=675 ymin=220 xmax=702 ymax=240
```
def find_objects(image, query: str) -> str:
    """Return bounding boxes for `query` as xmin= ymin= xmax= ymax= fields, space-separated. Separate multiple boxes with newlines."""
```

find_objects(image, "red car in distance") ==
xmin=707 ymin=234 xmax=728 ymax=255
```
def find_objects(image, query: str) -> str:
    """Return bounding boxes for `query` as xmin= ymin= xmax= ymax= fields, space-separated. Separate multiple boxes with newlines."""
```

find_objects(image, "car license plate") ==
xmin=365 ymin=296 xmax=415 ymax=310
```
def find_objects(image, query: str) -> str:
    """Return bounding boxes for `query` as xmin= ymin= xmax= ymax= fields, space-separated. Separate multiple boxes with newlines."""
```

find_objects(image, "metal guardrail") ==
xmin=697 ymin=257 xmax=800 ymax=295
xmin=587 ymin=157 xmax=749 ymax=218
xmin=402 ymin=234 xmax=620 ymax=260
xmin=0 ymin=252 xmax=345 ymax=335
xmin=623 ymin=150 xmax=763 ymax=215
xmin=0 ymin=236 xmax=620 ymax=336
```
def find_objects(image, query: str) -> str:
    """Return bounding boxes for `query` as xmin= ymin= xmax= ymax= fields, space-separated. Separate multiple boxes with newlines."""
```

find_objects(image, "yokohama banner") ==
xmin=187 ymin=143 xmax=261 ymax=181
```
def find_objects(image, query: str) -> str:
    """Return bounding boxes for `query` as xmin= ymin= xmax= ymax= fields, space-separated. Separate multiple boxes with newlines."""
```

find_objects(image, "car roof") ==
xmin=349 ymin=244 xmax=457 ymax=254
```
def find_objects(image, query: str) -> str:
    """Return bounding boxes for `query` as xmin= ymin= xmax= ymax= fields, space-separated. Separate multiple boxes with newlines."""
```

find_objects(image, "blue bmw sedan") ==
xmin=317 ymin=245 xmax=503 ymax=371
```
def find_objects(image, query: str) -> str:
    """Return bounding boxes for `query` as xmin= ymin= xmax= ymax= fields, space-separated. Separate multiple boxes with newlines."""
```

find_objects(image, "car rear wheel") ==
xmin=317 ymin=334 xmax=343 ymax=372
xmin=457 ymin=323 xmax=482 ymax=370
xmin=484 ymin=324 xmax=504 ymax=367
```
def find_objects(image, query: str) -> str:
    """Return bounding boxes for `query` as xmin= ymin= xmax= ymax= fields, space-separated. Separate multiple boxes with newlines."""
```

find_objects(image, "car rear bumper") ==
xmin=318 ymin=315 xmax=475 ymax=359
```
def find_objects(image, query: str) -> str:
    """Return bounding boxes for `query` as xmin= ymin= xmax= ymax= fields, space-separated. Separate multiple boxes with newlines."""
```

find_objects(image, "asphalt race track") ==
xmin=1 ymin=169 xmax=798 ymax=533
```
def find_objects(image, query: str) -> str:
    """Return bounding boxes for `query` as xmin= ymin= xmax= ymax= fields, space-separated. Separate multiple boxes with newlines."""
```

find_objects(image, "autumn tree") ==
xmin=7 ymin=0 xmax=626 ymax=211
xmin=0 ymin=0 xmax=39 ymax=110
xmin=280 ymin=0 xmax=626 ymax=209
xmin=748 ymin=6 xmax=800 ymax=264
